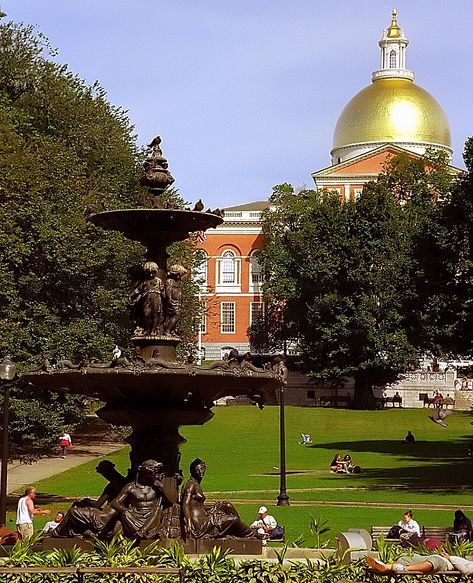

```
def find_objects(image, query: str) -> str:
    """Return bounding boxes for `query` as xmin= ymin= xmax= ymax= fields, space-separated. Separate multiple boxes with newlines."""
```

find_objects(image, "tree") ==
xmin=0 ymin=18 xmax=199 ymax=456
xmin=255 ymin=152 xmax=462 ymax=407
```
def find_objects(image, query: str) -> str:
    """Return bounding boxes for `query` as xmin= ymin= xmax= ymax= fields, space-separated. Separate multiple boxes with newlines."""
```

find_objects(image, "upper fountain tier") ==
xmin=88 ymin=208 xmax=222 ymax=249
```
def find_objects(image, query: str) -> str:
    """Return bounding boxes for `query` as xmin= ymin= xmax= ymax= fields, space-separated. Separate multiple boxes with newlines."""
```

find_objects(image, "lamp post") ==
xmin=0 ymin=356 xmax=17 ymax=526
xmin=277 ymin=357 xmax=290 ymax=506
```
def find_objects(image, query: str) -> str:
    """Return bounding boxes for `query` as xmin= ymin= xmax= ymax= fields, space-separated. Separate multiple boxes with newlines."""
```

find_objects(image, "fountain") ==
xmin=24 ymin=138 xmax=284 ymax=551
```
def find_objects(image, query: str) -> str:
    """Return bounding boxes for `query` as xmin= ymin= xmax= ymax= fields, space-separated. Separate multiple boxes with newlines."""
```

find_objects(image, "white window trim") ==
xmin=220 ymin=301 xmax=236 ymax=334
xmin=216 ymin=251 xmax=241 ymax=293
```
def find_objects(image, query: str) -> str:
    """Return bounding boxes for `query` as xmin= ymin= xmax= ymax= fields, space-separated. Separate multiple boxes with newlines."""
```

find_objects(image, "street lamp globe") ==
xmin=0 ymin=356 xmax=16 ymax=382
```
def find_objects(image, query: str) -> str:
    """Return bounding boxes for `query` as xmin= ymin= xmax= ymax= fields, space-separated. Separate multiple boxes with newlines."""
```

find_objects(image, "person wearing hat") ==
xmin=250 ymin=506 xmax=278 ymax=543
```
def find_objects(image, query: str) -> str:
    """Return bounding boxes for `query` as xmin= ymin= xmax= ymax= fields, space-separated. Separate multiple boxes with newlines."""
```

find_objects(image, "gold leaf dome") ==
xmin=333 ymin=78 xmax=451 ymax=153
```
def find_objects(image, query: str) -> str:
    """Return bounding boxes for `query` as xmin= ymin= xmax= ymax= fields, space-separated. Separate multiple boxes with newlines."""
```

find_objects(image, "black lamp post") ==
xmin=277 ymin=369 xmax=290 ymax=506
xmin=0 ymin=356 xmax=17 ymax=526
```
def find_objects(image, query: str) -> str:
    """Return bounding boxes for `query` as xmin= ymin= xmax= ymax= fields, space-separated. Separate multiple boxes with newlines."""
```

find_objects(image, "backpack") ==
xmin=387 ymin=524 xmax=403 ymax=539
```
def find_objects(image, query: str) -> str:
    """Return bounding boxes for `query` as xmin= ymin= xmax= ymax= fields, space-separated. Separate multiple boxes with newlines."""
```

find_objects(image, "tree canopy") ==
xmin=253 ymin=151 xmax=472 ymax=406
xmin=0 ymin=18 xmax=201 ymax=455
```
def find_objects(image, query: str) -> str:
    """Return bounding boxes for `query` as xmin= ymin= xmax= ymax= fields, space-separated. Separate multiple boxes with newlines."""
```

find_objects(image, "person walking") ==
xmin=16 ymin=487 xmax=50 ymax=540
xmin=59 ymin=431 xmax=72 ymax=458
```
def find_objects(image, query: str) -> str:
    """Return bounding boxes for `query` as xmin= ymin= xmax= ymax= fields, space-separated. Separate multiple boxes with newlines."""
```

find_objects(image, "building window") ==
xmin=354 ymin=188 xmax=363 ymax=199
xmin=221 ymin=302 xmax=235 ymax=333
xmin=216 ymin=250 xmax=241 ymax=289
xmin=389 ymin=49 xmax=397 ymax=68
xmin=250 ymin=251 xmax=264 ymax=286
xmin=250 ymin=302 xmax=264 ymax=326
xmin=221 ymin=250 xmax=236 ymax=283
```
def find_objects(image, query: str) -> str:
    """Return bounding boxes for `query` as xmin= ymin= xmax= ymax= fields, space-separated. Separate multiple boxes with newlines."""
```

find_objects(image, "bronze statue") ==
xmin=110 ymin=459 xmax=172 ymax=539
xmin=53 ymin=459 xmax=169 ymax=540
xmin=164 ymin=264 xmax=188 ymax=336
xmin=140 ymin=135 xmax=175 ymax=196
xmin=129 ymin=262 xmax=165 ymax=336
xmin=181 ymin=458 xmax=254 ymax=539
xmin=73 ymin=460 xmax=128 ymax=509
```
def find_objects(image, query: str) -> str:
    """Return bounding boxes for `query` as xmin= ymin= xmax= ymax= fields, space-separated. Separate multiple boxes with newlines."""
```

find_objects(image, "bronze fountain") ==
xmin=24 ymin=138 xmax=285 ymax=552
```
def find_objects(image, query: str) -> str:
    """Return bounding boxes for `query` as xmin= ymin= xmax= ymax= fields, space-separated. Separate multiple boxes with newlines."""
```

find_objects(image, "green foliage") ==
xmin=0 ymin=17 xmax=206 ymax=456
xmin=0 ymin=16 xmax=147 ymax=456
xmin=309 ymin=515 xmax=331 ymax=549
xmin=374 ymin=535 xmax=407 ymax=563
xmin=255 ymin=151 xmax=472 ymax=406
xmin=442 ymin=538 xmax=473 ymax=558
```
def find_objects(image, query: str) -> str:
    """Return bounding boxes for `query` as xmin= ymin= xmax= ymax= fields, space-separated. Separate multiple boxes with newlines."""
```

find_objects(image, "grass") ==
xmin=24 ymin=406 xmax=473 ymax=544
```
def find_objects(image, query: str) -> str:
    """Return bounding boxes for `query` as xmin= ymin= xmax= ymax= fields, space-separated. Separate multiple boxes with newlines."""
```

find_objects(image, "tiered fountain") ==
xmin=24 ymin=138 xmax=284 ymax=549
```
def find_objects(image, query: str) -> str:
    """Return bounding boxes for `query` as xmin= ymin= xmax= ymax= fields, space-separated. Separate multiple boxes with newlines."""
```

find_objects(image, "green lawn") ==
xmin=25 ymin=406 xmax=473 ymax=544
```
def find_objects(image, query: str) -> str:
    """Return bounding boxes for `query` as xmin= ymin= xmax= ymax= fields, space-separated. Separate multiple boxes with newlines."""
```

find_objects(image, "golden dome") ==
xmin=333 ymin=78 xmax=451 ymax=151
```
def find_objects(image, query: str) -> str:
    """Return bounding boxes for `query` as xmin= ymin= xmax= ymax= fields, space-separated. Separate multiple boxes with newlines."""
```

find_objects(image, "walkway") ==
xmin=7 ymin=415 xmax=126 ymax=495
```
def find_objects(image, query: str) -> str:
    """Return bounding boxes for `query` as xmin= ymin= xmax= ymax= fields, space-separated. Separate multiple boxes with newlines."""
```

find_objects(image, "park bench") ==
xmin=374 ymin=397 xmax=402 ymax=409
xmin=371 ymin=526 xmax=454 ymax=543
xmin=319 ymin=396 xmax=352 ymax=408
xmin=423 ymin=396 xmax=455 ymax=409
xmin=0 ymin=565 xmax=184 ymax=582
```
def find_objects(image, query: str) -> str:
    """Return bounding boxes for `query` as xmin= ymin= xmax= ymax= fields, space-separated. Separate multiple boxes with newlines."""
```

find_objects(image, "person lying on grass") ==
xmin=366 ymin=551 xmax=473 ymax=574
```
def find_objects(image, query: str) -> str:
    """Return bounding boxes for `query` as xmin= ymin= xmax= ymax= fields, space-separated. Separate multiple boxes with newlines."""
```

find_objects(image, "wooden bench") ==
xmin=424 ymin=526 xmax=453 ymax=540
xmin=371 ymin=526 xmax=401 ymax=542
xmin=371 ymin=526 xmax=454 ymax=543
xmin=374 ymin=397 xmax=403 ymax=409
xmin=423 ymin=396 xmax=455 ymax=409
xmin=0 ymin=566 xmax=184 ymax=583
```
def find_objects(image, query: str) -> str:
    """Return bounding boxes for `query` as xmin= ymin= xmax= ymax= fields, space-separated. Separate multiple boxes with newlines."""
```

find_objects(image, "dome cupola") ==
xmin=331 ymin=10 xmax=452 ymax=165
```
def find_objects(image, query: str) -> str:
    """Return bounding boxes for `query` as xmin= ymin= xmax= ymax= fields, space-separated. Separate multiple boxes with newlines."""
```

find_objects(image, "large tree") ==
xmin=0 ymin=18 xmax=201 ymax=456
xmin=253 ymin=151 xmax=468 ymax=406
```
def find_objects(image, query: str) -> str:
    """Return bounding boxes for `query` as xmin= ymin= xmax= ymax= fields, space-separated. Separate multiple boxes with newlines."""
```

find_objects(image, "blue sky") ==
xmin=4 ymin=1 xmax=472 ymax=208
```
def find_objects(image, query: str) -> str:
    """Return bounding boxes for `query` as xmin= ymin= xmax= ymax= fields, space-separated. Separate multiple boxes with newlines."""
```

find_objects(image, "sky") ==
xmin=4 ymin=1 xmax=473 ymax=209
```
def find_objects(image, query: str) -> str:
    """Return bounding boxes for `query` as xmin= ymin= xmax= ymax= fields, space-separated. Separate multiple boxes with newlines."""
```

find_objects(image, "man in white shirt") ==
xmin=16 ymin=487 xmax=50 ymax=540
xmin=250 ymin=506 xmax=278 ymax=542
xmin=42 ymin=511 xmax=64 ymax=534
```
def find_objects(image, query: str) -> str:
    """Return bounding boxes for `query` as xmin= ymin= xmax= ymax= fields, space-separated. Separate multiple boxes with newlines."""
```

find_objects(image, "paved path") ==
xmin=7 ymin=415 xmax=126 ymax=495
xmin=206 ymin=498 xmax=473 ymax=511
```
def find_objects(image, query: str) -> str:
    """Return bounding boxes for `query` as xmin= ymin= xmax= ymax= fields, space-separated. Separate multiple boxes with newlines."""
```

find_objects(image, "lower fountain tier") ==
xmin=23 ymin=367 xmax=278 ymax=411
xmin=96 ymin=405 xmax=214 ymax=427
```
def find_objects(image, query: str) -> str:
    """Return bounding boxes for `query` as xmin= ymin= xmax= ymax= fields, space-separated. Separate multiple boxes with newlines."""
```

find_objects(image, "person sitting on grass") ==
xmin=404 ymin=430 xmax=415 ymax=444
xmin=330 ymin=453 xmax=346 ymax=474
xmin=366 ymin=551 xmax=473 ymax=575
xmin=42 ymin=512 xmax=64 ymax=535
xmin=342 ymin=454 xmax=361 ymax=474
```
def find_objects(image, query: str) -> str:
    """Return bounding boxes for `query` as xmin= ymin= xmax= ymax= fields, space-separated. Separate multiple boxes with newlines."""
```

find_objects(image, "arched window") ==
xmin=221 ymin=250 xmax=236 ymax=283
xmin=389 ymin=49 xmax=397 ymax=68
xmin=250 ymin=251 xmax=264 ymax=287
xmin=216 ymin=249 xmax=241 ymax=290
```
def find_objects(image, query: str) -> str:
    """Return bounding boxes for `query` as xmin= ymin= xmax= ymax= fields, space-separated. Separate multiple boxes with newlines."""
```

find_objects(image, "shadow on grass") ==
xmin=310 ymin=438 xmax=473 ymax=488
